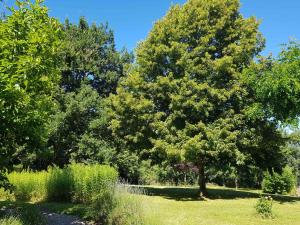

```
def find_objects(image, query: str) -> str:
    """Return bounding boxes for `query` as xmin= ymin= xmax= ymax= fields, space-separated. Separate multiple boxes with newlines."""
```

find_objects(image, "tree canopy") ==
xmin=107 ymin=0 xmax=285 ymax=195
xmin=0 ymin=0 xmax=62 ymax=170
xmin=0 ymin=0 xmax=298 ymax=194
xmin=60 ymin=17 xmax=133 ymax=96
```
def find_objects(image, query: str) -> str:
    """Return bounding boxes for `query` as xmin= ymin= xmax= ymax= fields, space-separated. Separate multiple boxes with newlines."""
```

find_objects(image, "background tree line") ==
xmin=0 ymin=0 xmax=299 ymax=196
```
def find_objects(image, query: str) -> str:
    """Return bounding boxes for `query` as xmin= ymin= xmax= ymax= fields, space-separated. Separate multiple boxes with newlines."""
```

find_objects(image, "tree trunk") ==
xmin=198 ymin=161 xmax=207 ymax=197
xmin=235 ymin=176 xmax=238 ymax=191
xmin=235 ymin=168 xmax=238 ymax=191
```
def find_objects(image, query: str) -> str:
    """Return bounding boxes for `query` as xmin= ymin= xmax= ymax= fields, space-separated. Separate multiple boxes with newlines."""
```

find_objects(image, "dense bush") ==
xmin=255 ymin=196 xmax=273 ymax=218
xmin=262 ymin=167 xmax=296 ymax=195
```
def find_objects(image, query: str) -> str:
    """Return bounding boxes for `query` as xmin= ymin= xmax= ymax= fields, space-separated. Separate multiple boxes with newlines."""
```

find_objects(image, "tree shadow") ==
xmin=138 ymin=186 xmax=300 ymax=203
xmin=37 ymin=202 xmax=91 ymax=220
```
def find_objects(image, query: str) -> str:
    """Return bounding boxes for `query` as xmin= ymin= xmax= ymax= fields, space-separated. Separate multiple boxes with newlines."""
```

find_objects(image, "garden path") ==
xmin=41 ymin=210 xmax=89 ymax=225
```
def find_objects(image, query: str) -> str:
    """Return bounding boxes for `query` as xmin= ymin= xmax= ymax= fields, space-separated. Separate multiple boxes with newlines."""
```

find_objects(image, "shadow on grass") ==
xmin=37 ymin=202 xmax=91 ymax=220
xmin=135 ymin=186 xmax=300 ymax=203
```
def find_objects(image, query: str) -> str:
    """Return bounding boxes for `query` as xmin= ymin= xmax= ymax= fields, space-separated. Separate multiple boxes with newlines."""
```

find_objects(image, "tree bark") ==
xmin=198 ymin=161 xmax=207 ymax=197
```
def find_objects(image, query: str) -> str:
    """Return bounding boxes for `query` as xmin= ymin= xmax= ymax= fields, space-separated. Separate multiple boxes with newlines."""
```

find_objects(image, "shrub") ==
xmin=90 ymin=188 xmax=116 ymax=223
xmin=138 ymin=161 xmax=160 ymax=185
xmin=262 ymin=167 xmax=296 ymax=195
xmin=255 ymin=196 xmax=274 ymax=218
xmin=0 ymin=188 xmax=14 ymax=201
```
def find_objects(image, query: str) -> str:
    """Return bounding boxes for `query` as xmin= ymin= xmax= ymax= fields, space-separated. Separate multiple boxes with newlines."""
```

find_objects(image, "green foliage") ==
xmin=262 ymin=167 xmax=296 ymax=195
xmin=3 ymin=165 xmax=155 ymax=224
xmin=8 ymin=170 xmax=47 ymax=201
xmin=108 ymin=186 xmax=157 ymax=225
xmin=69 ymin=164 xmax=118 ymax=204
xmin=0 ymin=173 xmax=12 ymax=192
xmin=115 ymin=151 xmax=140 ymax=183
xmin=46 ymin=167 xmax=73 ymax=201
xmin=0 ymin=203 xmax=45 ymax=225
xmin=255 ymin=196 xmax=274 ymax=219
xmin=285 ymin=131 xmax=300 ymax=186
xmin=6 ymin=164 xmax=118 ymax=203
xmin=0 ymin=0 xmax=62 ymax=172
xmin=46 ymin=85 xmax=115 ymax=167
xmin=60 ymin=17 xmax=133 ymax=96
xmin=108 ymin=0 xmax=265 ymax=194
xmin=244 ymin=41 xmax=300 ymax=122
xmin=0 ymin=217 xmax=22 ymax=225
xmin=17 ymin=204 xmax=46 ymax=225
xmin=138 ymin=161 xmax=161 ymax=185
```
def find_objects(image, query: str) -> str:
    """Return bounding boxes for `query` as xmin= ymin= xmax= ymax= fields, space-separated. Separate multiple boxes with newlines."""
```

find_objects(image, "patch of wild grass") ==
xmin=108 ymin=184 xmax=159 ymax=225
xmin=6 ymin=164 xmax=118 ymax=204
xmin=0 ymin=217 xmax=22 ymax=225
xmin=8 ymin=171 xmax=47 ymax=201
xmin=2 ymin=165 xmax=157 ymax=225
xmin=46 ymin=167 xmax=73 ymax=201
xmin=70 ymin=164 xmax=118 ymax=204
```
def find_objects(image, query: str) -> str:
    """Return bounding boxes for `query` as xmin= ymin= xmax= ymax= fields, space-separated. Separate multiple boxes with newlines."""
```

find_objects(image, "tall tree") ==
xmin=0 ymin=0 xmax=62 ymax=173
xmin=44 ymin=18 xmax=132 ymax=168
xmin=46 ymin=85 xmax=114 ymax=167
xmin=60 ymin=17 xmax=133 ymax=96
xmin=108 ymin=0 xmax=266 ymax=196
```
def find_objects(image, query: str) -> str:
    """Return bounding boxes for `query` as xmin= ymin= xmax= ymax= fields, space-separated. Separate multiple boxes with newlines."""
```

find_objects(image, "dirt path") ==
xmin=41 ymin=210 xmax=89 ymax=225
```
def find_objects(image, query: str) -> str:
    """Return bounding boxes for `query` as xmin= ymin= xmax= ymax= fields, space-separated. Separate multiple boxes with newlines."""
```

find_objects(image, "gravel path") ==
xmin=41 ymin=211 xmax=89 ymax=225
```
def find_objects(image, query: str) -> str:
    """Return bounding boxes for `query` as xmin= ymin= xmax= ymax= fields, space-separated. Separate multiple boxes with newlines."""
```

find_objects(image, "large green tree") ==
xmin=60 ymin=17 xmax=133 ymax=96
xmin=108 ymin=0 xmax=270 ymax=195
xmin=43 ymin=18 xmax=132 ymax=168
xmin=46 ymin=85 xmax=114 ymax=167
xmin=0 ymin=0 xmax=62 ymax=172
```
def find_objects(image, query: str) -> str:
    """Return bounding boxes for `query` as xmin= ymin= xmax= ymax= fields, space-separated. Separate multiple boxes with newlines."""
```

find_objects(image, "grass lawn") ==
xmin=140 ymin=185 xmax=300 ymax=225
xmin=3 ymin=185 xmax=299 ymax=225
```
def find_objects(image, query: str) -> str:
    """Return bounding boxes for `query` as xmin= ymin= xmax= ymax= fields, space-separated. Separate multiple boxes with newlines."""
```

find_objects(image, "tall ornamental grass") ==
xmin=46 ymin=166 xmax=73 ymax=201
xmin=8 ymin=171 xmax=47 ymax=201
xmin=5 ymin=164 xmax=118 ymax=203
xmin=70 ymin=164 xmax=117 ymax=203
xmin=2 ymin=165 xmax=155 ymax=224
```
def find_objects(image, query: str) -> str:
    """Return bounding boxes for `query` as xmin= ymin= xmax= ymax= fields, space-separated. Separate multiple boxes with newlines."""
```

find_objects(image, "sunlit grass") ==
xmin=139 ymin=185 xmax=300 ymax=225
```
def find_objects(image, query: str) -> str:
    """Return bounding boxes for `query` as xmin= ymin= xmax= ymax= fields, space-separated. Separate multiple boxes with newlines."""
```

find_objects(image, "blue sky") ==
xmin=3 ymin=0 xmax=300 ymax=55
